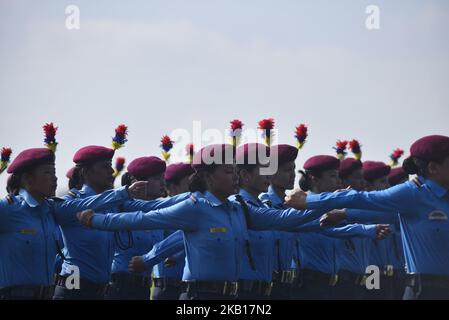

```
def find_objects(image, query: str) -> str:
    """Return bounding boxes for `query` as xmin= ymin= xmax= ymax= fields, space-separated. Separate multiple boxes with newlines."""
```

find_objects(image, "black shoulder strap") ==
xmin=412 ymin=177 xmax=423 ymax=187
xmin=113 ymin=204 xmax=134 ymax=250
xmin=234 ymin=194 xmax=252 ymax=228
xmin=234 ymin=194 xmax=256 ymax=271
xmin=5 ymin=195 xmax=13 ymax=204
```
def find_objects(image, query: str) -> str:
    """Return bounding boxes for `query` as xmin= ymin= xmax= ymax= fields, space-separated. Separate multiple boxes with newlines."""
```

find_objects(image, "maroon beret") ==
xmin=339 ymin=158 xmax=363 ymax=178
xmin=409 ymin=135 xmax=449 ymax=162
xmin=304 ymin=155 xmax=340 ymax=172
xmin=192 ymin=144 xmax=234 ymax=170
xmin=363 ymin=161 xmax=391 ymax=181
xmin=165 ymin=162 xmax=195 ymax=182
xmin=270 ymin=144 xmax=298 ymax=165
xmin=236 ymin=143 xmax=270 ymax=165
xmin=7 ymin=148 xmax=55 ymax=174
xmin=73 ymin=145 xmax=114 ymax=164
xmin=66 ymin=167 xmax=75 ymax=179
xmin=388 ymin=167 xmax=409 ymax=186
xmin=127 ymin=156 xmax=166 ymax=180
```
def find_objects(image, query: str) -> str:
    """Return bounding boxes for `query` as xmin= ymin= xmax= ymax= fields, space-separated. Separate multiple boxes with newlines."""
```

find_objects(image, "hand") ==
xmin=375 ymin=224 xmax=391 ymax=240
xmin=319 ymin=209 xmax=347 ymax=227
xmin=128 ymin=181 xmax=148 ymax=199
xmin=77 ymin=209 xmax=95 ymax=227
xmin=164 ymin=257 xmax=177 ymax=268
xmin=284 ymin=189 xmax=308 ymax=210
xmin=128 ymin=256 xmax=146 ymax=273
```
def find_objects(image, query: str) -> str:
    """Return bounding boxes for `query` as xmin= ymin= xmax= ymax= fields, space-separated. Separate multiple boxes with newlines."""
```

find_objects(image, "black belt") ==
xmin=406 ymin=274 xmax=449 ymax=290
xmin=153 ymin=277 xmax=183 ymax=289
xmin=338 ymin=269 xmax=366 ymax=286
xmin=238 ymin=280 xmax=273 ymax=297
xmin=0 ymin=285 xmax=53 ymax=299
xmin=302 ymin=269 xmax=339 ymax=286
xmin=111 ymin=273 xmax=151 ymax=288
xmin=55 ymin=275 xmax=108 ymax=296
xmin=272 ymin=270 xmax=296 ymax=284
xmin=182 ymin=281 xmax=239 ymax=297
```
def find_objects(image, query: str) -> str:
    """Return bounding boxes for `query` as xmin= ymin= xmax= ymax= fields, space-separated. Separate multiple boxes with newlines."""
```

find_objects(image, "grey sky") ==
xmin=1 ymin=0 xmax=448 ymax=196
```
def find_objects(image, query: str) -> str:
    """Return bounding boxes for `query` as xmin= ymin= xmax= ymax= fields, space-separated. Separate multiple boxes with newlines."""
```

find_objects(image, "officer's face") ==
xmin=341 ymin=168 xmax=365 ymax=191
xmin=313 ymin=169 xmax=341 ymax=193
xmin=270 ymin=161 xmax=296 ymax=190
xmin=145 ymin=173 xmax=166 ymax=199
xmin=167 ymin=175 xmax=191 ymax=196
xmin=207 ymin=164 xmax=238 ymax=198
xmin=83 ymin=160 xmax=114 ymax=192
xmin=429 ymin=156 xmax=449 ymax=188
xmin=23 ymin=163 xmax=58 ymax=198
xmin=240 ymin=165 xmax=271 ymax=194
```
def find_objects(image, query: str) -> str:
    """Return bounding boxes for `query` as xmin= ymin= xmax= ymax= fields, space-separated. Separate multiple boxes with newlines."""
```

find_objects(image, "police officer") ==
xmin=149 ymin=162 xmax=194 ymax=300
xmin=387 ymin=166 xmax=409 ymax=299
xmin=230 ymin=143 xmax=276 ymax=300
xmin=336 ymin=158 xmax=387 ymax=299
xmin=125 ymin=162 xmax=194 ymax=300
xmin=259 ymin=144 xmax=299 ymax=299
xmin=0 ymin=147 xmax=143 ymax=299
xmin=285 ymin=135 xmax=449 ymax=300
xmin=361 ymin=161 xmax=399 ymax=299
xmin=108 ymin=156 xmax=168 ymax=300
xmin=77 ymin=144 xmax=343 ymax=300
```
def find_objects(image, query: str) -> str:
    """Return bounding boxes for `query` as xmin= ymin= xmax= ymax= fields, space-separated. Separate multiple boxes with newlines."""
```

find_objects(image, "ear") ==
xmin=427 ymin=161 xmax=439 ymax=176
xmin=20 ymin=172 xmax=33 ymax=188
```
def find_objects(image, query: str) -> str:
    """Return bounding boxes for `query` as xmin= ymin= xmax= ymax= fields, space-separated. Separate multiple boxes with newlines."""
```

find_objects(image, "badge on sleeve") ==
xmin=428 ymin=210 xmax=448 ymax=220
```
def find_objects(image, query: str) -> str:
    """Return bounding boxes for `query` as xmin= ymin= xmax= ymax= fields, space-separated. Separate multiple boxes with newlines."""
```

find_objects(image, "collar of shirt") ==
xmin=423 ymin=177 xmax=448 ymax=199
xmin=239 ymin=188 xmax=263 ymax=207
xmin=80 ymin=184 xmax=97 ymax=196
xmin=203 ymin=191 xmax=230 ymax=207
xmin=18 ymin=188 xmax=40 ymax=208
xmin=267 ymin=185 xmax=284 ymax=207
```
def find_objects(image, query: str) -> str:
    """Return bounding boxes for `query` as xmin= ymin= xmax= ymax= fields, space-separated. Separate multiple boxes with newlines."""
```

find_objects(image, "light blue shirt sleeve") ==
xmin=142 ymin=230 xmax=184 ymax=270
xmin=306 ymin=182 xmax=417 ymax=216
xmin=345 ymin=209 xmax=399 ymax=224
xmin=52 ymin=186 xmax=130 ymax=225
xmin=246 ymin=204 xmax=329 ymax=231
xmin=294 ymin=219 xmax=378 ymax=239
xmin=122 ymin=192 xmax=191 ymax=212
xmin=91 ymin=198 xmax=199 ymax=232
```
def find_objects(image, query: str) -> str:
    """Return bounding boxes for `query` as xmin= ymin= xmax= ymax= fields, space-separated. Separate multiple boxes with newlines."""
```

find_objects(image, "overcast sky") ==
xmin=1 ymin=0 xmax=448 ymax=196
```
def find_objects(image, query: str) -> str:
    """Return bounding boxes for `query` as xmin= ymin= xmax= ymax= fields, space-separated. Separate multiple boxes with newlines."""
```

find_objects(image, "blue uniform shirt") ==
xmin=259 ymin=186 xmax=297 ymax=272
xmin=229 ymin=188 xmax=276 ymax=282
xmin=0 ymin=186 xmax=130 ymax=287
xmin=112 ymin=229 xmax=161 ymax=277
xmin=151 ymin=229 xmax=186 ymax=279
xmin=306 ymin=178 xmax=449 ymax=276
xmin=90 ymin=191 xmax=328 ymax=281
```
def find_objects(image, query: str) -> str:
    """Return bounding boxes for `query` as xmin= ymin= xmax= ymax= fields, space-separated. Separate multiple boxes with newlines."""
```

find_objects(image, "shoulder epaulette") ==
xmin=190 ymin=195 xmax=198 ymax=204
xmin=412 ymin=177 xmax=423 ymax=188
xmin=67 ymin=191 xmax=77 ymax=198
xmin=5 ymin=195 xmax=14 ymax=204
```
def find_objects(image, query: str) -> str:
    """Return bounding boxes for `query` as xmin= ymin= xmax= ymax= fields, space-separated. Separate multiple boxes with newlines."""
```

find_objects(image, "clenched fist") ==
xmin=128 ymin=256 xmax=146 ymax=273
xmin=77 ymin=209 xmax=95 ymax=227
xmin=319 ymin=209 xmax=347 ymax=227
xmin=284 ymin=189 xmax=308 ymax=210
xmin=128 ymin=181 xmax=148 ymax=199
